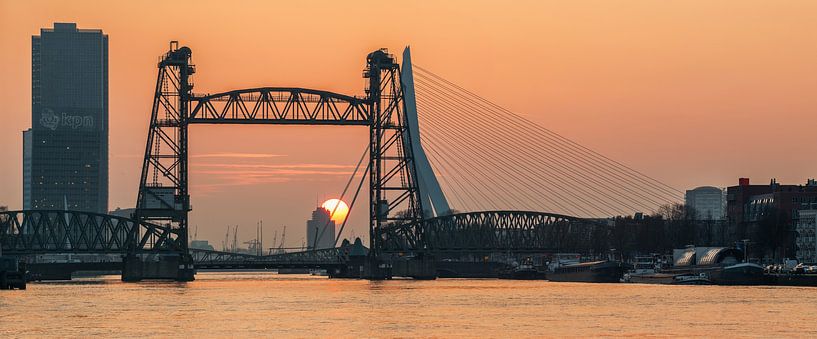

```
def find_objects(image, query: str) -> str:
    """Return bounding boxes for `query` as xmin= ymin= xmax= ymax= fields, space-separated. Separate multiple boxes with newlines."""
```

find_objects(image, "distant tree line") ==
xmin=593 ymin=202 xmax=797 ymax=261
xmin=600 ymin=203 xmax=725 ymax=259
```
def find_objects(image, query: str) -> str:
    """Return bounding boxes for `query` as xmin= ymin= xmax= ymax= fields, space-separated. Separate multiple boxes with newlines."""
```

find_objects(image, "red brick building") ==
xmin=726 ymin=178 xmax=817 ymax=258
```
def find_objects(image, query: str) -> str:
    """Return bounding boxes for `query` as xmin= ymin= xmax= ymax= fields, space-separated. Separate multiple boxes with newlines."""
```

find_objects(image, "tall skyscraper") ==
xmin=306 ymin=207 xmax=336 ymax=250
xmin=25 ymin=23 xmax=108 ymax=213
xmin=22 ymin=129 xmax=32 ymax=210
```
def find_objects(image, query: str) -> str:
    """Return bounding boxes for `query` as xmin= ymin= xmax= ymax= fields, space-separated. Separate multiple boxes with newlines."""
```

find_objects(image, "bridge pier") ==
xmin=122 ymin=254 xmax=195 ymax=282
xmin=358 ymin=254 xmax=438 ymax=280
xmin=390 ymin=254 xmax=437 ymax=280
xmin=361 ymin=256 xmax=392 ymax=280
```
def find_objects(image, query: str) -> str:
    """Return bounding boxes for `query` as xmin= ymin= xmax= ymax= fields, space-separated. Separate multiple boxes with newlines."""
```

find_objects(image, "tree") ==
xmin=655 ymin=203 xmax=697 ymax=248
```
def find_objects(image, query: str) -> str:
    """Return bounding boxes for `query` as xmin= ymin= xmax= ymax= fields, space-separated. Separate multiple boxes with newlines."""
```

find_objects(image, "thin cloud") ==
xmin=190 ymin=153 xmax=286 ymax=159
xmin=191 ymin=178 xmax=292 ymax=195
xmin=194 ymin=169 xmax=354 ymax=176
xmin=193 ymin=163 xmax=356 ymax=169
xmin=189 ymin=163 xmax=363 ymax=194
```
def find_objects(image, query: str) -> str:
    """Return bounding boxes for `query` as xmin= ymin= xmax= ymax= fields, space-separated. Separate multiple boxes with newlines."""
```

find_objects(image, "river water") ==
xmin=2 ymin=271 xmax=816 ymax=337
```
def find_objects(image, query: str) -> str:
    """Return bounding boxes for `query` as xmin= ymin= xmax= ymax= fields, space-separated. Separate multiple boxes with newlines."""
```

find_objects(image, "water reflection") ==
xmin=2 ymin=272 xmax=816 ymax=337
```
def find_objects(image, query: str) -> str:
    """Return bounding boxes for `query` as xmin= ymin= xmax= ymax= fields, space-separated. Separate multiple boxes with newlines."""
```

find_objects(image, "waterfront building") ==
xmin=685 ymin=186 xmax=725 ymax=220
xmin=727 ymin=178 xmax=817 ymax=225
xmin=306 ymin=207 xmax=335 ymax=250
xmin=25 ymin=22 xmax=108 ymax=213
xmin=726 ymin=178 xmax=817 ymax=257
xmin=796 ymin=210 xmax=817 ymax=263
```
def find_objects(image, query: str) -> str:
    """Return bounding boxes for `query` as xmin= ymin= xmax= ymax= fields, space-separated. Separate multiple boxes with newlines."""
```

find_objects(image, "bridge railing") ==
xmin=0 ymin=210 xmax=179 ymax=255
xmin=191 ymin=247 xmax=348 ymax=266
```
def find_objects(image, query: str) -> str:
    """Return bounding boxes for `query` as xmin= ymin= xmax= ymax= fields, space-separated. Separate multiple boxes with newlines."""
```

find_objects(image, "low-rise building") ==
xmin=726 ymin=178 xmax=817 ymax=258
xmin=796 ymin=210 xmax=817 ymax=263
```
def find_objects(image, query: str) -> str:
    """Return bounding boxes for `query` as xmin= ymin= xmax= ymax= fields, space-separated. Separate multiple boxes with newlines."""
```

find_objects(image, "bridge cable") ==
xmin=413 ymin=69 xmax=679 ymax=205
xmin=412 ymin=68 xmax=681 ymax=211
xmin=333 ymin=162 xmax=370 ymax=247
xmin=413 ymin=65 xmax=683 ymax=201
xmin=420 ymin=134 xmax=507 ymax=210
xmin=418 ymin=102 xmax=602 ymax=215
xmin=420 ymin=139 xmax=494 ymax=211
xmin=421 ymin=131 xmax=550 ymax=213
xmin=416 ymin=89 xmax=642 ymax=215
xmin=415 ymin=81 xmax=664 ymax=214
xmin=315 ymin=144 xmax=369 ymax=250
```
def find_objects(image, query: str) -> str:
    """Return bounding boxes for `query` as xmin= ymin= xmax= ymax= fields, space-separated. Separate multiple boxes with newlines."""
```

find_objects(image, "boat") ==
xmin=671 ymin=273 xmax=712 ymax=285
xmin=706 ymin=263 xmax=771 ymax=285
xmin=498 ymin=258 xmax=547 ymax=280
xmin=623 ymin=255 xmax=674 ymax=284
xmin=625 ymin=272 xmax=677 ymax=284
xmin=766 ymin=263 xmax=817 ymax=286
xmin=547 ymin=260 xmax=626 ymax=283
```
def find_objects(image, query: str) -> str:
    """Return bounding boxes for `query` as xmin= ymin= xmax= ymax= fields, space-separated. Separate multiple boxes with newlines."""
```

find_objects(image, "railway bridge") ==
xmin=1 ymin=42 xmax=680 ymax=281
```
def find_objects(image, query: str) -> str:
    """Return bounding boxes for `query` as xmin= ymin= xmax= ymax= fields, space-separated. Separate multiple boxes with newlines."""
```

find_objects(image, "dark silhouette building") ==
xmin=306 ymin=207 xmax=335 ymax=250
xmin=24 ymin=23 xmax=108 ymax=213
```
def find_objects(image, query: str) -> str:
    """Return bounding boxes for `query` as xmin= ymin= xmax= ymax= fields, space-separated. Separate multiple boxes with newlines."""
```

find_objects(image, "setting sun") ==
xmin=321 ymin=198 xmax=349 ymax=224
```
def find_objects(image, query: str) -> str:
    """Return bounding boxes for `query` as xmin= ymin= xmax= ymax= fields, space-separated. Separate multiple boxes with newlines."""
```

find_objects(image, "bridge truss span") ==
xmin=0 ymin=210 xmax=180 ymax=255
xmin=191 ymin=248 xmax=347 ymax=269
xmin=388 ymin=211 xmax=608 ymax=254
xmin=189 ymin=87 xmax=370 ymax=125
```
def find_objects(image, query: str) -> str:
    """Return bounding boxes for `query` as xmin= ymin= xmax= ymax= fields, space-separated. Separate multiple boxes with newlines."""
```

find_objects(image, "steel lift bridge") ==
xmin=0 ymin=42 xmax=606 ymax=281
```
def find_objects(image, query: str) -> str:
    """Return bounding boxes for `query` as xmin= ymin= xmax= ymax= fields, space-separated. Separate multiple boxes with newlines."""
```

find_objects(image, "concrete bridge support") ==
xmin=390 ymin=254 xmax=437 ymax=280
xmin=121 ymin=254 xmax=195 ymax=282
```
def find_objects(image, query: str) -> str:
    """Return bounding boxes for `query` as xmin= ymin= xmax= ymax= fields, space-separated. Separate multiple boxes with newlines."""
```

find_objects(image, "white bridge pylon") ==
xmin=401 ymin=46 xmax=451 ymax=218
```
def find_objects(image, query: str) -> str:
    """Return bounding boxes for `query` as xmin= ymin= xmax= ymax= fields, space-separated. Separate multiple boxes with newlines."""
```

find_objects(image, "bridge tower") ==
xmin=130 ymin=44 xmax=432 ymax=279
xmin=400 ymin=47 xmax=451 ymax=219
xmin=132 ymin=42 xmax=195 ymax=281
xmin=364 ymin=50 xmax=426 ymax=256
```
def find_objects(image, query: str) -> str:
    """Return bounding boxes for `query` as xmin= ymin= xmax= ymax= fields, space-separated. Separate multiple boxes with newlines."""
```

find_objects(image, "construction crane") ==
xmin=222 ymin=225 xmax=231 ymax=252
xmin=268 ymin=225 xmax=287 ymax=255
xmin=279 ymin=226 xmax=286 ymax=251
xmin=232 ymin=225 xmax=239 ymax=253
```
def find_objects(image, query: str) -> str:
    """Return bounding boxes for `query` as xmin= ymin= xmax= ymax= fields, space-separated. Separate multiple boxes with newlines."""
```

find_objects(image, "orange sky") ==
xmin=1 ymin=1 xmax=816 ymax=246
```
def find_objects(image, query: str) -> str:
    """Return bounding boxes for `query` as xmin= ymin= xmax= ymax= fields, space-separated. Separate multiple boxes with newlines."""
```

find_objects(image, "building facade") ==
xmin=796 ymin=210 xmax=817 ymax=263
xmin=25 ymin=23 xmax=108 ymax=213
xmin=726 ymin=178 xmax=817 ymax=258
xmin=22 ymin=129 xmax=32 ymax=210
xmin=306 ymin=207 xmax=335 ymax=250
xmin=685 ymin=186 xmax=725 ymax=220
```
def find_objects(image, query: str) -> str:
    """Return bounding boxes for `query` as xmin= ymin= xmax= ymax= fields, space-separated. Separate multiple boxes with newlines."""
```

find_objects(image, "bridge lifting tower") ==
xmin=133 ymin=41 xmax=196 ymax=281
xmin=131 ymin=43 xmax=435 ymax=279
xmin=364 ymin=49 xmax=426 ymax=256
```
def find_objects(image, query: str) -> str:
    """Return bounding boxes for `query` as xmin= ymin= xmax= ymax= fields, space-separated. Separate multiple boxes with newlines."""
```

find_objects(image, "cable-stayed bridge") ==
xmin=0 ymin=42 xmax=681 ymax=280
